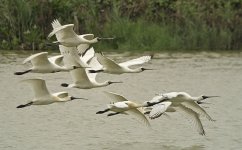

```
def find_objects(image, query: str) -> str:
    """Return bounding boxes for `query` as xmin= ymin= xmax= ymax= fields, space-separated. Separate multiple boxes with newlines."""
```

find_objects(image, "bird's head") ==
xmin=197 ymin=95 xmax=220 ymax=104
xmin=201 ymin=95 xmax=220 ymax=100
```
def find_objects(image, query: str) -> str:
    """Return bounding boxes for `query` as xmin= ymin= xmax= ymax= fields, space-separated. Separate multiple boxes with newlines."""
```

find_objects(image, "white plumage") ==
xmin=48 ymin=19 xmax=98 ymax=47
xmin=89 ymin=53 xmax=153 ymax=74
xmin=16 ymin=79 xmax=86 ymax=108
xmin=96 ymin=91 xmax=151 ymax=126
xmin=59 ymin=45 xmax=122 ymax=89
xmin=14 ymin=52 xmax=75 ymax=75
xmin=144 ymin=92 xmax=218 ymax=135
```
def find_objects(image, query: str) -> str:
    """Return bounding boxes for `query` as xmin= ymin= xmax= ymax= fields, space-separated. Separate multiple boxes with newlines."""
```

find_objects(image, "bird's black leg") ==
xmin=16 ymin=102 xmax=33 ymax=108
xmin=88 ymin=69 xmax=104 ymax=73
xmin=107 ymin=112 xmax=120 ymax=116
xmin=96 ymin=108 xmax=110 ymax=114
xmin=14 ymin=69 xmax=32 ymax=75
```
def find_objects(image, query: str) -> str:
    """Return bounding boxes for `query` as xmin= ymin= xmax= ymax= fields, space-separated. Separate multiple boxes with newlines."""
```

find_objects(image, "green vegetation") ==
xmin=0 ymin=0 xmax=242 ymax=51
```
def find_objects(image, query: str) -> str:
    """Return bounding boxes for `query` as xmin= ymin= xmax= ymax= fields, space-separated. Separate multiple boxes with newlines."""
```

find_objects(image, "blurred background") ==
xmin=0 ymin=0 xmax=242 ymax=52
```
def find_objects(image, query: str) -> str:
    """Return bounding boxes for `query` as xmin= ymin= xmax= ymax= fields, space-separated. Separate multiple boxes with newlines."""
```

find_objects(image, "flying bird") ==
xmin=89 ymin=53 xmax=153 ymax=74
xmin=48 ymin=19 xmax=114 ymax=47
xmin=96 ymin=91 xmax=151 ymax=126
xmin=16 ymin=79 xmax=87 ymax=108
xmin=59 ymin=45 xmax=122 ymax=89
xmin=14 ymin=52 xmax=78 ymax=75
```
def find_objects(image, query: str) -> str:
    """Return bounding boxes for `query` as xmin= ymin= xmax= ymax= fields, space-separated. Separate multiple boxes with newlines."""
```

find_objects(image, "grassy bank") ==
xmin=0 ymin=0 xmax=242 ymax=51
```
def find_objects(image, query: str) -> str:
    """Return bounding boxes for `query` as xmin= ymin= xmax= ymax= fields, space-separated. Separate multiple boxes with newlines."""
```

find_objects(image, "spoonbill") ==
xmin=48 ymin=19 xmax=114 ymax=47
xmin=14 ymin=52 xmax=79 ymax=75
xmin=143 ymin=92 xmax=219 ymax=135
xmin=96 ymin=91 xmax=151 ymax=126
xmin=89 ymin=53 xmax=153 ymax=74
xmin=16 ymin=79 xmax=87 ymax=108
xmin=59 ymin=45 xmax=122 ymax=89
xmin=61 ymin=58 xmax=122 ymax=89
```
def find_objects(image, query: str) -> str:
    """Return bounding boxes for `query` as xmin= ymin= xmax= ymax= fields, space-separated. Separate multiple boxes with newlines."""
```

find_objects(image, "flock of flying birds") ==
xmin=14 ymin=19 xmax=219 ymax=136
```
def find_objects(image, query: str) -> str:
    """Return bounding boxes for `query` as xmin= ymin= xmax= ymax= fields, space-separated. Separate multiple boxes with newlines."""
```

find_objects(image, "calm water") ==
xmin=0 ymin=51 xmax=242 ymax=150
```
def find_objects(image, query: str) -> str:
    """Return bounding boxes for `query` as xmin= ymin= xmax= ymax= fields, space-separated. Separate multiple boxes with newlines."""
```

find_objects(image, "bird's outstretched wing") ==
xmin=149 ymin=102 xmax=172 ymax=119
xmin=81 ymin=47 xmax=95 ymax=63
xmin=21 ymin=79 xmax=50 ymax=99
xmin=48 ymin=19 xmax=75 ymax=40
xmin=96 ymin=53 xmax=122 ymax=70
xmin=104 ymin=91 xmax=129 ymax=102
xmin=79 ymin=34 xmax=94 ymax=40
xmin=52 ymin=91 xmax=69 ymax=98
xmin=182 ymin=101 xmax=214 ymax=121
xmin=175 ymin=104 xmax=205 ymax=135
xmin=86 ymin=56 xmax=102 ymax=83
xmin=70 ymin=68 xmax=92 ymax=86
xmin=59 ymin=45 xmax=89 ymax=68
xmin=119 ymin=56 xmax=151 ymax=67
xmin=48 ymin=55 xmax=63 ymax=66
xmin=77 ymin=44 xmax=90 ymax=56
xmin=51 ymin=19 xmax=62 ymax=28
xmin=23 ymin=52 xmax=51 ymax=66
xmin=128 ymin=108 xmax=151 ymax=127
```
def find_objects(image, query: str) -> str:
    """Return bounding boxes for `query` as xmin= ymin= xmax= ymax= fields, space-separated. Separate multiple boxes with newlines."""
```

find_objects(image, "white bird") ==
xmin=96 ymin=91 xmax=151 ymax=126
xmin=59 ymin=45 xmax=122 ymax=89
xmin=89 ymin=53 xmax=153 ymax=74
xmin=48 ymin=19 xmax=114 ymax=47
xmin=43 ymin=46 xmax=95 ymax=68
xmin=16 ymin=79 xmax=87 ymax=108
xmin=14 ymin=52 xmax=79 ymax=75
xmin=144 ymin=92 xmax=219 ymax=135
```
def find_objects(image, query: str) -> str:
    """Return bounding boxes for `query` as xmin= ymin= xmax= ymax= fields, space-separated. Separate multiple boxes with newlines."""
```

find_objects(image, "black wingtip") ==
xmin=61 ymin=83 xmax=69 ymax=87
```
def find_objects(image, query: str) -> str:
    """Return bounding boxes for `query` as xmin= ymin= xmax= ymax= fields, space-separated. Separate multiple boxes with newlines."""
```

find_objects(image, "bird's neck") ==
xmin=129 ymin=68 xmax=142 ymax=73
xmin=53 ymin=96 xmax=65 ymax=102
xmin=97 ymin=81 xmax=109 ymax=87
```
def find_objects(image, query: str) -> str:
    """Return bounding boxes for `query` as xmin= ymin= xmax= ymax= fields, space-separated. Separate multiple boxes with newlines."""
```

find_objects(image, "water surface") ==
xmin=0 ymin=51 xmax=241 ymax=150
